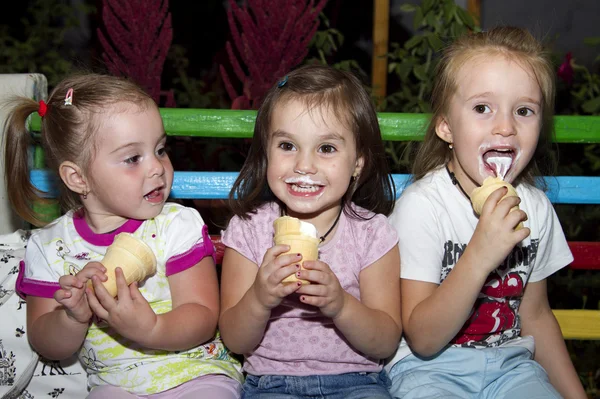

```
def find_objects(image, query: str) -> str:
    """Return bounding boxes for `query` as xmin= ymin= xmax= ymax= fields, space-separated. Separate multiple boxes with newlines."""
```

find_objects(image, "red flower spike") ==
xmin=220 ymin=0 xmax=328 ymax=110
xmin=97 ymin=0 xmax=174 ymax=106
xmin=557 ymin=52 xmax=574 ymax=86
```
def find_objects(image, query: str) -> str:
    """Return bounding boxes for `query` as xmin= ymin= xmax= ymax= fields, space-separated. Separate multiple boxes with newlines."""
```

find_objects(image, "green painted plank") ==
xmin=29 ymin=110 xmax=600 ymax=143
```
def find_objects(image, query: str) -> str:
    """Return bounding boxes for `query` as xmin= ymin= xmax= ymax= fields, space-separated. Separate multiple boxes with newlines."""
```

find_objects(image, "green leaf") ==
xmin=425 ymin=12 xmax=440 ymax=30
xmin=426 ymin=33 xmax=445 ymax=51
xmin=413 ymin=7 xmax=424 ymax=30
xmin=399 ymin=4 xmax=417 ymax=13
xmin=582 ymin=96 xmax=600 ymax=114
xmin=413 ymin=64 xmax=428 ymax=81
xmin=455 ymin=6 xmax=476 ymax=29
xmin=422 ymin=0 xmax=434 ymax=13
xmin=405 ymin=35 xmax=423 ymax=50
xmin=583 ymin=37 xmax=600 ymax=46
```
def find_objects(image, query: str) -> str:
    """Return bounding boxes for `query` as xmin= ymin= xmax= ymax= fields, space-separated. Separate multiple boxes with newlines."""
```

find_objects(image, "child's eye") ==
xmin=319 ymin=144 xmax=337 ymax=154
xmin=516 ymin=107 xmax=534 ymax=117
xmin=278 ymin=142 xmax=296 ymax=151
xmin=473 ymin=104 xmax=491 ymax=114
xmin=124 ymin=155 xmax=141 ymax=164
xmin=156 ymin=147 xmax=167 ymax=157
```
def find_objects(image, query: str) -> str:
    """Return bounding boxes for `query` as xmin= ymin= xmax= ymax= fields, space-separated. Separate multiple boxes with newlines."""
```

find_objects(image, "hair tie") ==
xmin=277 ymin=76 xmax=288 ymax=88
xmin=37 ymin=100 xmax=48 ymax=117
xmin=64 ymin=88 xmax=74 ymax=106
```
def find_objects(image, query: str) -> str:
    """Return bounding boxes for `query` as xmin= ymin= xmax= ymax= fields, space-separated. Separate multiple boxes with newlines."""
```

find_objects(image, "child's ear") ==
xmin=59 ymin=161 xmax=89 ymax=196
xmin=353 ymin=156 xmax=365 ymax=178
xmin=435 ymin=116 xmax=453 ymax=145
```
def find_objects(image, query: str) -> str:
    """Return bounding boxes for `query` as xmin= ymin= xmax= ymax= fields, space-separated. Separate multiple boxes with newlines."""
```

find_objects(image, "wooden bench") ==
xmin=27 ymin=109 xmax=600 ymax=341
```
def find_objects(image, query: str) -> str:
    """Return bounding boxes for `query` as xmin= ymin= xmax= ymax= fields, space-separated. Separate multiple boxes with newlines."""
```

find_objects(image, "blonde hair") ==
xmin=3 ymin=73 xmax=155 ymax=226
xmin=413 ymin=26 xmax=556 ymax=186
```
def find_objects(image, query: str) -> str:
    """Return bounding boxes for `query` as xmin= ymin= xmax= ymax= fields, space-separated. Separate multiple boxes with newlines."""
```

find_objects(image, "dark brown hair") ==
xmin=228 ymin=64 xmax=396 ymax=219
xmin=413 ymin=26 xmax=556 ymax=187
xmin=3 ymin=73 xmax=155 ymax=226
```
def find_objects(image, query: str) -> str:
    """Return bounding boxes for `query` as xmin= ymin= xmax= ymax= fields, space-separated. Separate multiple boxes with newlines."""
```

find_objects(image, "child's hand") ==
xmin=86 ymin=267 xmax=158 ymax=345
xmin=252 ymin=245 xmax=303 ymax=310
xmin=54 ymin=261 xmax=107 ymax=324
xmin=470 ymin=186 xmax=530 ymax=272
xmin=295 ymin=260 xmax=346 ymax=319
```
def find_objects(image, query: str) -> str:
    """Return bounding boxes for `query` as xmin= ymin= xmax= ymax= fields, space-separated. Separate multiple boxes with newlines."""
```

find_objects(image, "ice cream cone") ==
xmin=273 ymin=216 xmax=319 ymax=285
xmin=471 ymin=177 xmax=524 ymax=230
xmin=89 ymin=233 xmax=157 ymax=297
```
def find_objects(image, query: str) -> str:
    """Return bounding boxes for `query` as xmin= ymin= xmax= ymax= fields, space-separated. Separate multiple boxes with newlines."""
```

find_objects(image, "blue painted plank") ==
xmin=30 ymin=170 xmax=600 ymax=204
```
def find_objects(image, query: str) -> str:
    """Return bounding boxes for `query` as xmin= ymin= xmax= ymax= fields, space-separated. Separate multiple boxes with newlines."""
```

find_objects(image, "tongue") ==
xmin=484 ymin=154 xmax=512 ymax=179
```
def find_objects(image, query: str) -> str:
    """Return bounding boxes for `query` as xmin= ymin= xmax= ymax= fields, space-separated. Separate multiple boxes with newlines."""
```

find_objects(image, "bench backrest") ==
xmin=22 ymin=108 xmax=600 ymax=340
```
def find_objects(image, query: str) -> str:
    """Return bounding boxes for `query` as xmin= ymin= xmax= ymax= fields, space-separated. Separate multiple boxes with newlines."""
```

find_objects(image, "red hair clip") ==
xmin=38 ymin=100 xmax=48 ymax=117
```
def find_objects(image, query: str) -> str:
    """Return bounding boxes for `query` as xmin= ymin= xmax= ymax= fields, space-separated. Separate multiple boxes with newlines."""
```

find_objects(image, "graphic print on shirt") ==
xmin=441 ymin=238 xmax=539 ymax=347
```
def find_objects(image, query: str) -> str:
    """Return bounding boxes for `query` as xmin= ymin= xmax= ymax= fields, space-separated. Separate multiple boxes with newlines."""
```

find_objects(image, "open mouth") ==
xmin=289 ymin=183 xmax=323 ymax=193
xmin=284 ymin=176 xmax=325 ymax=194
xmin=144 ymin=186 xmax=164 ymax=202
xmin=482 ymin=148 xmax=515 ymax=179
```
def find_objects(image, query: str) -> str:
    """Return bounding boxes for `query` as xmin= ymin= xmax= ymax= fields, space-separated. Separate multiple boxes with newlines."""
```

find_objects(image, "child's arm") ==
xmin=219 ymin=246 xmax=303 ymax=354
xmin=27 ymin=262 xmax=107 ymax=360
xmin=27 ymin=296 xmax=90 ymax=360
xmin=519 ymin=279 xmax=587 ymax=399
xmin=299 ymin=245 xmax=402 ymax=359
xmin=87 ymin=256 xmax=220 ymax=351
xmin=401 ymin=188 xmax=529 ymax=356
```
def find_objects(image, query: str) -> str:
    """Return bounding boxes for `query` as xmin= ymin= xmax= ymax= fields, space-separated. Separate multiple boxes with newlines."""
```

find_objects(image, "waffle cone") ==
xmin=273 ymin=216 xmax=319 ymax=285
xmin=90 ymin=233 xmax=157 ymax=297
xmin=471 ymin=177 xmax=523 ymax=230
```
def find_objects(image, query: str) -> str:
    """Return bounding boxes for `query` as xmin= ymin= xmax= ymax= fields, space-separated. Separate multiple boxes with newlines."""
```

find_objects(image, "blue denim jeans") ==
xmin=388 ymin=346 xmax=561 ymax=399
xmin=242 ymin=370 xmax=392 ymax=399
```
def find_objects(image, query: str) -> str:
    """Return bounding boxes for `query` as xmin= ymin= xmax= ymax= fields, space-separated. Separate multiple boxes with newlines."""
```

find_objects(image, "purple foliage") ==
xmin=97 ymin=0 xmax=174 ymax=105
xmin=220 ymin=0 xmax=328 ymax=109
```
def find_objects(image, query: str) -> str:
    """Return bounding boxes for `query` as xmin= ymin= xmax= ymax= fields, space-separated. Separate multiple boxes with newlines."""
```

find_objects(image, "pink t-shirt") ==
xmin=221 ymin=202 xmax=398 ymax=376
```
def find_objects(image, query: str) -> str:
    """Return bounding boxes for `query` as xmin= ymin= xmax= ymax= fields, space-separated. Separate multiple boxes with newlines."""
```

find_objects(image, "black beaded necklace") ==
xmin=445 ymin=164 xmax=470 ymax=199
xmin=318 ymin=206 xmax=343 ymax=243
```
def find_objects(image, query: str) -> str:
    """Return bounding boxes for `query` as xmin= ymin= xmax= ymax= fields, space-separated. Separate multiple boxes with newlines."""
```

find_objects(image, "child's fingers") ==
xmin=86 ymin=285 xmax=109 ymax=320
xmin=90 ymin=275 xmax=116 ymax=311
xmin=513 ymin=226 xmax=531 ymax=242
xmin=59 ymin=274 xmax=82 ymax=289
xmin=129 ymin=282 xmax=145 ymax=302
xmin=76 ymin=265 xmax=108 ymax=283
xmin=274 ymin=263 xmax=302 ymax=285
xmin=263 ymin=244 xmax=291 ymax=263
xmin=53 ymin=289 xmax=72 ymax=302
xmin=114 ymin=268 xmax=132 ymax=302
xmin=481 ymin=186 xmax=508 ymax=214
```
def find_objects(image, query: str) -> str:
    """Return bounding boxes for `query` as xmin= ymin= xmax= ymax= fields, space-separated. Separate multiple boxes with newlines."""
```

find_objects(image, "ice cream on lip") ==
xmin=284 ymin=176 xmax=325 ymax=186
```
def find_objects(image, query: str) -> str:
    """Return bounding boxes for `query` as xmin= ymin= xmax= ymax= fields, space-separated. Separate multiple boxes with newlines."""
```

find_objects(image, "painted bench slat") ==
xmin=552 ymin=310 xmax=600 ymax=340
xmin=30 ymin=112 xmax=600 ymax=143
xmin=29 ymin=171 xmax=600 ymax=204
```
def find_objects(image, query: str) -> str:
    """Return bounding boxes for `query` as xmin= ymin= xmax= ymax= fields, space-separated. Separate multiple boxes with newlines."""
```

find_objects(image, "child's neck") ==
xmin=284 ymin=203 xmax=343 ymax=244
xmin=81 ymin=208 xmax=130 ymax=234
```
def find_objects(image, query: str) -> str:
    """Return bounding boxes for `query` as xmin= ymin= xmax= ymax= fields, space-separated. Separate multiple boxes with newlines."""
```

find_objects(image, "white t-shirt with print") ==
xmin=385 ymin=167 xmax=573 ymax=371
xmin=17 ymin=203 xmax=243 ymax=395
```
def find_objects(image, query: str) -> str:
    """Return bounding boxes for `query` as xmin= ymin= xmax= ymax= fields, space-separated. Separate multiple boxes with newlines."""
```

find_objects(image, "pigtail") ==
xmin=3 ymin=98 xmax=51 ymax=226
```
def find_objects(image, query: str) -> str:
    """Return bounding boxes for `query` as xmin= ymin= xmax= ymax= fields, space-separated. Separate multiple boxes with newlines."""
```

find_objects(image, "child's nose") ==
xmin=493 ymin=111 xmax=516 ymax=136
xmin=148 ymin=155 xmax=166 ymax=177
xmin=294 ymin=151 xmax=317 ymax=174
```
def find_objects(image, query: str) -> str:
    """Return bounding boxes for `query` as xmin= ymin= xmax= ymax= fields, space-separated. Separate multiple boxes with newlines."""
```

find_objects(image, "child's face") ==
xmin=266 ymin=99 xmax=363 ymax=220
xmin=84 ymin=103 xmax=173 ymax=228
xmin=436 ymin=54 xmax=542 ymax=195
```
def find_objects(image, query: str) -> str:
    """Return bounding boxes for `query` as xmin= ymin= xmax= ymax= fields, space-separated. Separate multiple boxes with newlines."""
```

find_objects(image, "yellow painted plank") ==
xmin=553 ymin=309 xmax=600 ymax=340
